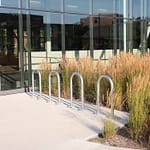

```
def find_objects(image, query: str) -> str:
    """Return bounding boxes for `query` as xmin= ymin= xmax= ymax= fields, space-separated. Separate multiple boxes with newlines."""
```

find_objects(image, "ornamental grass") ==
xmin=39 ymin=60 xmax=51 ymax=93
xmin=40 ymin=52 xmax=150 ymax=142
xmin=127 ymin=74 xmax=150 ymax=141
xmin=58 ymin=57 xmax=107 ymax=104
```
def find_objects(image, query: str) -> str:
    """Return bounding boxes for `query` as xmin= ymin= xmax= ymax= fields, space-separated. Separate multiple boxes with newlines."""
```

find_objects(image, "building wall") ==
xmin=0 ymin=0 xmax=150 ymax=90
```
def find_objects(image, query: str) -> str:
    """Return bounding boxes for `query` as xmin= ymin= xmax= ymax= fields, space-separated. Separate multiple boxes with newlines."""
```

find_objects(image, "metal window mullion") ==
xmin=113 ymin=0 xmax=117 ymax=55
xmin=61 ymin=0 xmax=65 ymax=58
xmin=19 ymin=10 xmax=24 ymax=88
xmin=90 ymin=15 xmax=93 ymax=58
xmin=61 ymin=14 xmax=65 ymax=58
xmin=27 ymin=10 xmax=32 ymax=87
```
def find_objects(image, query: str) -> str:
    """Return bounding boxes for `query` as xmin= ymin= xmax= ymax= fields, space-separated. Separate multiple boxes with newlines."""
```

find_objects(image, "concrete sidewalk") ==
xmin=0 ymin=93 xmax=133 ymax=150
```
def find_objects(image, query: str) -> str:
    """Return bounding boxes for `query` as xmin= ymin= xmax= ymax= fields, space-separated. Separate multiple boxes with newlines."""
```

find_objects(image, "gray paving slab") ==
xmin=0 ymin=93 xmax=135 ymax=150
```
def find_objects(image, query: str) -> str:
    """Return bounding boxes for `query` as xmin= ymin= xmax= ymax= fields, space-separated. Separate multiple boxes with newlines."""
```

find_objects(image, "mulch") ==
xmin=88 ymin=126 xmax=149 ymax=150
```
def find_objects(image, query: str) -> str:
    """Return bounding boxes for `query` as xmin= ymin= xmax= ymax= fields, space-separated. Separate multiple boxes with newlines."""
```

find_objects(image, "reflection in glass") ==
xmin=65 ymin=14 xmax=90 ymax=50
xmin=30 ymin=12 xmax=45 ymax=51
xmin=93 ymin=15 xmax=114 ymax=49
xmin=22 ymin=12 xmax=31 ymax=87
xmin=30 ymin=11 xmax=61 ymax=51
xmin=132 ymin=20 xmax=140 ymax=49
xmin=147 ymin=0 xmax=150 ymax=18
xmin=93 ymin=0 xmax=114 ymax=15
xmin=64 ymin=0 xmax=90 ymax=14
xmin=48 ymin=0 xmax=62 ymax=11
xmin=30 ymin=0 xmax=61 ymax=11
xmin=133 ymin=0 xmax=141 ymax=19
xmin=22 ymin=0 xmax=28 ymax=9
xmin=115 ymin=0 xmax=123 ymax=16
xmin=0 ymin=8 xmax=21 ymax=90
xmin=48 ymin=13 xmax=62 ymax=51
xmin=0 ymin=9 xmax=19 ymax=63
xmin=1 ymin=0 xmax=20 ymax=8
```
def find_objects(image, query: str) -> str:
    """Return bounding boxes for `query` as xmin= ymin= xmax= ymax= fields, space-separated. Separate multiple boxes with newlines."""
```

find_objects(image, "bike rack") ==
xmin=49 ymin=71 xmax=61 ymax=103
xmin=0 ymin=75 xmax=1 ymax=91
xmin=70 ymin=72 xmax=84 ymax=109
xmin=32 ymin=70 xmax=42 ymax=98
xmin=97 ymin=75 xmax=114 ymax=117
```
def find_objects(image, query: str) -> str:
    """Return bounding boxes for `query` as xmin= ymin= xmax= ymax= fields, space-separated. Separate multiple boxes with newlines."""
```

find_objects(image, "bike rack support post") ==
xmin=70 ymin=72 xmax=84 ymax=109
xmin=49 ymin=71 xmax=61 ymax=103
xmin=32 ymin=70 xmax=42 ymax=97
xmin=0 ymin=75 xmax=1 ymax=91
xmin=97 ymin=75 xmax=114 ymax=117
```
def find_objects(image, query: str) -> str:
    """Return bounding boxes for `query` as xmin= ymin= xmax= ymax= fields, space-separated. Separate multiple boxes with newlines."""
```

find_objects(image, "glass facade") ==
xmin=0 ymin=0 xmax=149 ymax=91
xmin=64 ymin=14 xmax=90 ymax=51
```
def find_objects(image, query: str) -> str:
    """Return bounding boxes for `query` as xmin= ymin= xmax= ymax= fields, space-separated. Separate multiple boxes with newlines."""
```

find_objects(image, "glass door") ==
xmin=22 ymin=11 xmax=32 ymax=90
xmin=0 ymin=8 xmax=22 ymax=91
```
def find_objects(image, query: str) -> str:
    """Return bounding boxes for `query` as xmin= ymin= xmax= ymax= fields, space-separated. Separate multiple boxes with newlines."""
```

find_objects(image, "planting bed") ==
xmin=89 ymin=126 xmax=148 ymax=150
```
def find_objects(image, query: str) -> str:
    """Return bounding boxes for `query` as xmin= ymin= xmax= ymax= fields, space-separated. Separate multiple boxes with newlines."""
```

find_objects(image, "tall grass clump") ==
xmin=78 ymin=57 xmax=109 ymax=104
xmin=39 ymin=61 xmax=51 ymax=93
xmin=107 ymin=53 xmax=150 ymax=141
xmin=106 ymin=53 xmax=150 ymax=111
xmin=78 ymin=57 xmax=97 ymax=102
xmin=127 ymin=74 xmax=150 ymax=141
xmin=59 ymin=58 xmax=78 ymax=98
xmin=40 ymin=52 xmax=150 ymax=144
xmin=103 ymin=117 xmax=116 ymax=139
xmin=106 ymin=53 xmax=135 ymax=110
xmin=58 ymin=57 xmax=107 ymax=104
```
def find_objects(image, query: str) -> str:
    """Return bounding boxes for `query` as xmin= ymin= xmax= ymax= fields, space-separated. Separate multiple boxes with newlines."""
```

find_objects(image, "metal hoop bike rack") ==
xmin=70 ymin=72 xmax=84 ymax=109
xmin=97 ymin=75 xmax=114 ymax=117
xmin=49 ymin=71 xmax=61 ymax=103
xmin=32 ymin=70 xmax=42 ymax=97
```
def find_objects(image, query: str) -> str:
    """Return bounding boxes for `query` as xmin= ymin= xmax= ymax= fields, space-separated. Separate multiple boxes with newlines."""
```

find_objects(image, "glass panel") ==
xmin=115 ymin=0 xmax=123 ymax=17
xmin=148 ymin=0 xmax=150 ymax=18
xmin=45 ymin=13 xmax=62 ymax=51
xmin=30 ymin=11 xmax=62 ymax=51
xmin=93 ymin=15 xmax=114 ymax=50
xmin=0 ymin=8 xmax=21 ymax=90
xmin=48 ymin=0 xmax=62 ymax=11
xmin=65 ymin=14 xmax=90 ymax=50
xmin=30 ymin=0 xmax=61 ymax=11
xmin=93 ymin=0 xmax=114 ymax=15
xmin=30 ymin=11 xmax=46 ymax=51
xmin=22 ymin=0 xmax=28 ymax=9
xmin=132 ymin=20 xmax=140 ymax=49
xmin=113 ymin=17 xmax=124 ymax=51
xmin=1 ymin=0 xmax=20 ymax=8
xmin=22 ymin=10 xmax=31 ymax=87
xmin=133 ymin=0 xmax=141 ymax=19
xmin=64 ymin=0 xmax=90 ymax=14
xmin=117 ymin=18 xmax=124 ymax=51
xmin=30 ymin=0 xmax=43 ymax=10
xmin=51 ymin=14 xmax=62 ymax=51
